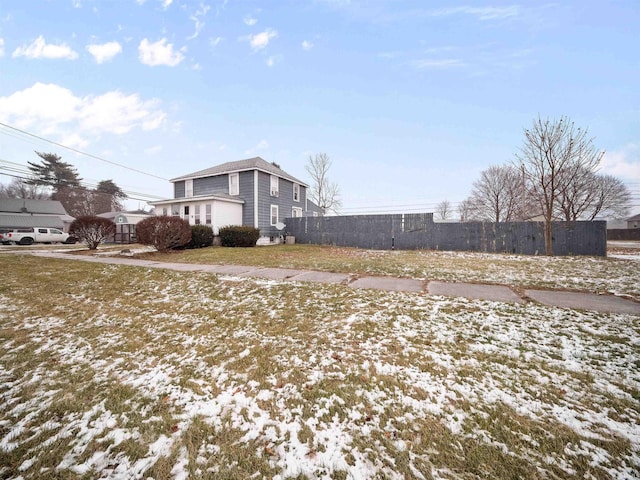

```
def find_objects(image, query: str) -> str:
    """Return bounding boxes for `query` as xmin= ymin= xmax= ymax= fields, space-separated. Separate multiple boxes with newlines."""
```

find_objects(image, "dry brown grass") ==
xmin=0 ymin=254 xmax=638 ymax=479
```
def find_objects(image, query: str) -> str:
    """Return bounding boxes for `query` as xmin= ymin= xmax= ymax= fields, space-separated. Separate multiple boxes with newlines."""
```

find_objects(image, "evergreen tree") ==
xmin=27 ymin=152 xmax=82 ymax=192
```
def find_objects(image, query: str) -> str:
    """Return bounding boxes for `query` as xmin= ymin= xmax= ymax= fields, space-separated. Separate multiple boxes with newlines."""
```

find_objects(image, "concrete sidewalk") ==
xmin=30 ymin=250 xmax=640 ymax=315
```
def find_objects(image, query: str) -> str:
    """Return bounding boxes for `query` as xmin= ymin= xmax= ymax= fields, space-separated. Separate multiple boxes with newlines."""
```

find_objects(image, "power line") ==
xmin=0 ymin=161 xmax=164 ymax=202
xmin=0 ymin=122 xmax=169 ymax=181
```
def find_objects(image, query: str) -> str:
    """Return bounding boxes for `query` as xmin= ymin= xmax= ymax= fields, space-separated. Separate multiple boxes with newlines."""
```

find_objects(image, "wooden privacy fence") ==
xmin=284 ymin=213 xmax=607 ymax=256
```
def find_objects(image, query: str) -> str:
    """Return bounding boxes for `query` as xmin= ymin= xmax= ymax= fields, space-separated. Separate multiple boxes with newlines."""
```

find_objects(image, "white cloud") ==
xmin=187 ymin=3 xmax=210 ymax=40
xmin=242 ymin=29 xmax=277 ymax=51
xmin=86 ymin=41 xmax=122 ymax=64
xmin=0 ymin=38 xmax=4 ymax=57
xmin=411 ymin=58 xmax=465 ymax=69
xmin=301 ymin=40 xmax=313 ymax=51
xmin=427 ymin=6 xmax=520 ymax=21
xmin=162 ymin=0 xmax=173 ymax=9
xmin=0 ymin=83 xmax=167 ymax=144
xmin=12 ymin=35 xmax=78 ymax=60
xmin=72 ymin=0 xmax=82 ymax=8
xmin=244 ymin=16 xmax=257 ymax=26
xmin=210 ymin=36 xmax=223 ymax=47
xmin=144 ymin=145 xmax=163 ymax=155
xmin=600 ymin=144 xmax=640 ymax=183
xmin=59 ymin=132 xmax=89 ymax=149
xmin=138 ymin=38 xmax=185 ymax=66
xmin=244 ymin=139 xmax=269 ymax=155
xmin=265 ymin=55 xmax=282 ymax=67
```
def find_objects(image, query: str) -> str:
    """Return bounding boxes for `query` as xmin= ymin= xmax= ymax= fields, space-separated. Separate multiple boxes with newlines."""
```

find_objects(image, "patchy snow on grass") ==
xmin=0 ymin=258 xmax=639 ymax=479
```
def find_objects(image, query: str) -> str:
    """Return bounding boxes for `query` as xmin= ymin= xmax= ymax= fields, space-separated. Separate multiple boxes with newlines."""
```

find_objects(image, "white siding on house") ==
xmin=214 ymin=201 xmax=243 ymax=234
xmin=153 ymin=200 xmax=242 ymax=235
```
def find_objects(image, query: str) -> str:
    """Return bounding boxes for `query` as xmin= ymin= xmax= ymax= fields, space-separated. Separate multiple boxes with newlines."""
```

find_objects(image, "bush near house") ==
xmin=137 ymin=216 xmax=191 ymax=252
xmin=188 ymin=225 xmax=214 ymax=249
xmin=219 ymin=226 xmax=260 ymax=247
xmin=69 ymin=216 xmax=116 ymax=250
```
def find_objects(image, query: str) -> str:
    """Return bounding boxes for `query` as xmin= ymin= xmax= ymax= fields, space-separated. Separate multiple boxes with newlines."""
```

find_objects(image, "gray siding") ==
xmin=239 ymin=171 xmax=255 ymax=228
xmin=193 ymin=176 xmax=227 ymax=196
xmin=285 ymin=214 xmax=607 ymax=256
xmin=171 ymin=169 xmax=313 ymax=237
xmin=174 ymin=181 xmax=185 ymax=198
xmin=257 ymin=171 xmax=275 ymax=236
xmin=254 ymin=172 xmax=307 ymax=237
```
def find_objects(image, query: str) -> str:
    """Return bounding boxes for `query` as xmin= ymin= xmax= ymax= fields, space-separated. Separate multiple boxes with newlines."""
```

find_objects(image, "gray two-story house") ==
xmin=149 ymin=157 xmax=321 ymax=243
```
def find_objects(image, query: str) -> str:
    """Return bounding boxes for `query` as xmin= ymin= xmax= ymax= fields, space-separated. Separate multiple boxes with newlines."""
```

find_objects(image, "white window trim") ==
xmin=270 ymin=205 xmax=279 ymax=226
xmin=270 ymin=175 xmax=279 ymax=197
xmin=229 ymin=173 xmax=239 ymax=196
xmin=292 ymin=207 xmax=302 ymax=218
xmin=293 ymin=183 xmax=300 ymax=202
xmin=185 ymin=179 xmax=193 ymax=198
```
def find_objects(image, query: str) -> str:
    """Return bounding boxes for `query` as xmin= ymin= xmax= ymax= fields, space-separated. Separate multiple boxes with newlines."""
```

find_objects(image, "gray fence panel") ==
xmin=285 ymin=214 xmax=606 ymax=256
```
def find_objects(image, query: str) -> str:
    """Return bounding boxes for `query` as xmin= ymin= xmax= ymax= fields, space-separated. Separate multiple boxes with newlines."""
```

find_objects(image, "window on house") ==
xmin=270 ymin=175 xmax=279 ymax=197
xmin=185 ymin=179 xmax=193 ymax=197
xmin=183 ymin=205 xmax=190 ymax=218
xmin=162 ymin=207 xmax=168 ymax=216
xmin=270 ymin=205 xmax=279 ymax=226
xmin=194 ymin=204 xmax=200 ymax=225
xmin=229 ymin=173 xmax=239 ymax=195
xmin=172 ymin=204 xmax=180 ymax=216
xmin=206 ymin=204 xmax=212 ymax=224
xmin=292 ymin=207 xmax=302 ymax=218
xmin=293 ymin=183 xmax=300 ymax=202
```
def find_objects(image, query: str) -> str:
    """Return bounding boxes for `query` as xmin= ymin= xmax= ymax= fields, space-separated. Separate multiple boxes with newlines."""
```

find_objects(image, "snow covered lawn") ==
xmin=134 ymin=244 xmax=640 ymax=300
xmin=0 ymin=255 xmax=638 ymax=479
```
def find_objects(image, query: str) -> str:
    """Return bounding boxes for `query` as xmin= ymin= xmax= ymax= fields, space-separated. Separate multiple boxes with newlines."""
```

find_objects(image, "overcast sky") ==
xmin=0 ymin=0 xmax=638 ymax=215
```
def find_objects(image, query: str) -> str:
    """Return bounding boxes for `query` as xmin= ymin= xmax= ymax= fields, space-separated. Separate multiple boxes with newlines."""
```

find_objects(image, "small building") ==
xmin=149 ymin=157 xmax=322 ymax=244
xmin=627 ymin=213 xmax=640 ymax=229
xmin=0 ymin=198 xmax=74 ymax=232
xmin=97 ymin=211 xmax=153 ymax=244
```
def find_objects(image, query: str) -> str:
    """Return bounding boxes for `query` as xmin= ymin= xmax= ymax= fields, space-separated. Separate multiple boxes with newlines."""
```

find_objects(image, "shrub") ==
xmin=69 ymin=216 xmax=116 ymax=250
xmin=219 ymin=226 xmax=260 ymax=247
xmin=137 ymin=216 xmax=191 ymax=252
xmin=188 ymin=225 xmax=214 ymax=249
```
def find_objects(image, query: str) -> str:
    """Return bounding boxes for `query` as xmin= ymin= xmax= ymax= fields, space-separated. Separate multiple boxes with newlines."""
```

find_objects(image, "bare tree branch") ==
xmin=515 ymin=116 xmax=604 ymax=255
xmin=435 ymin=200 xmax=452 ymax=221
xmin=305 ymin=153 xmax=342 ymax=215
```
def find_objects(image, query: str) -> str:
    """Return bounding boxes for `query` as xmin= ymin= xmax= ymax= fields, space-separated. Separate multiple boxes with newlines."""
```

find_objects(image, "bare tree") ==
xmin=435 ymin=200 xmax=452 ymax=221
xmin=458 ymin=198 xmax=474 ymax=222
xmin=586 ymin=174 xmax=630 ymax=220
xmin=55 ymin=186 xmax=94 ymax=217
xmin=468 ymin=165 xmax=522 ymax=222
xmin=305 ymin=153 xmax=341 ymax=215
xmin=515 ymin=116 xmax=603 ymax=255
xmin=0 ymin=177 xmax=50 ymax=199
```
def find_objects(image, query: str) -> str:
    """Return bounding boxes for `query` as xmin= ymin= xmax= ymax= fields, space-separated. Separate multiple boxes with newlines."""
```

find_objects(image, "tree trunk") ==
xmin=544 ymin=218 xmax=554 ymax=256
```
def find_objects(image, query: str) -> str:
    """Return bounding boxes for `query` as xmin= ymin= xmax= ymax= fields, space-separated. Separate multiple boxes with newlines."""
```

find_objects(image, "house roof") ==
xmin=171 ymin=157 xmax=309 ymax=187
xmin=627 ymin=213 xmax=640 ymax=222
xmin=0 ymin=198 xmax=68 ymax=215
xmin=97 ymin=210 xmax=153 ymax=219
xmin=148 ymin=193 xmax=245 ymax=206
xmin=0 ymin=214 xmax=64 ymax=229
